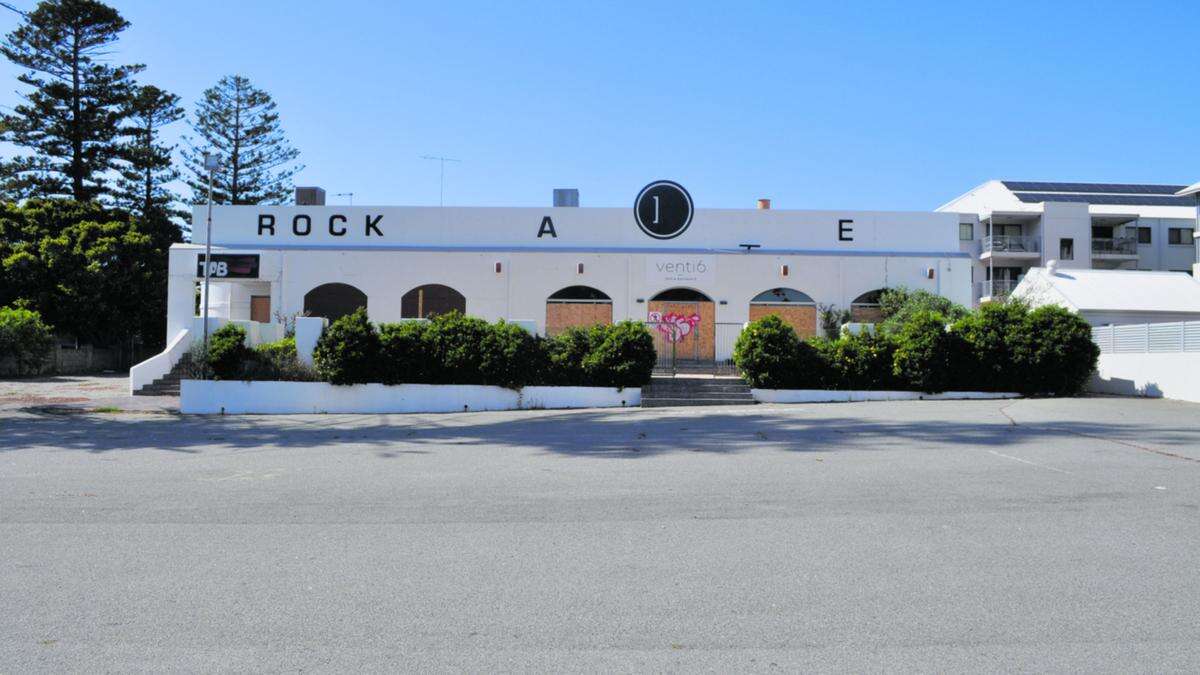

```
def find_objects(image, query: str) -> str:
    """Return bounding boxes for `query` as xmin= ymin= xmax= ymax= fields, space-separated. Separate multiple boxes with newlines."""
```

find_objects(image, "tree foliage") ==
xmin=114 ymin=84 xmax=185 ymax=242
xmin=0 ymin=0 xmax=143 ymax=202
xmin=182 ymin=75 xmax=302 ymax=205
xmin=0 ymin=304 xmax=56 ymax=375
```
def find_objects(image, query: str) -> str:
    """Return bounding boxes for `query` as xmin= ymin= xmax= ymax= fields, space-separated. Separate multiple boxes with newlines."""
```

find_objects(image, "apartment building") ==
xmin=938 ymin=181 xmax=1199 ymax=304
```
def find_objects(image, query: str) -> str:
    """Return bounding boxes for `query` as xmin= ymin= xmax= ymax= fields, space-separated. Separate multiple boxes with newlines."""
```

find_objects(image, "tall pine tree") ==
xmin=183 ymin=75 xmax=302 ymax=205
xmin=115 ymin=84 xmax=185 ymax=243
xmin=0 ymin=0 xmax=143 ymax=202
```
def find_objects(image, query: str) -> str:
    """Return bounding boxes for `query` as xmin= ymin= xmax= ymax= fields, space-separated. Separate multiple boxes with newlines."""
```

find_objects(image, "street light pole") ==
xmin=201 ymin=152 xmax=219 ymax=378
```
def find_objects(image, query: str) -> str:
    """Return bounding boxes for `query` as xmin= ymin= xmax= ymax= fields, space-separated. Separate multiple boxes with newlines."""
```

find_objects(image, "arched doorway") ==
xmin=303 ymin=283 xmax=368 ymax=323
xmin=401 ymin=284 xmax=466 ymax=318
xmin=749 ymin=287 xmax=817 ymax=337
xmin=545 ymin=286 xmax=612 ymax=336
xmin=648 ymin=287 xmax=715 ymax=363
xmin=850 ymin=289 xmax=886 ymax=323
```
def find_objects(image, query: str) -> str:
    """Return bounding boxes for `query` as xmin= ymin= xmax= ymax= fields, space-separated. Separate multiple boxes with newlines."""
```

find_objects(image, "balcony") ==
xmin=981 ymin=235 xmax=1040 ymax=260
xmin=974 ymin=279 xmax=1020 ymax=303
xmin=1091 ymin=236 xmax=1138 ymax=258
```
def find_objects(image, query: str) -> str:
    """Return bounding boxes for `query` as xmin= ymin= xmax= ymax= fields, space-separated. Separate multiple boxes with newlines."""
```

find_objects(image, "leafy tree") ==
xmin=312 ymin=308 xmax=380 ymax=385
xmin=0 ymin=304 xmax=56 ymax=375
xmin=182 ymin=75 xmax=303 ymax=205
xmin=0 ymin=0 xmax=143 ymax=202
xmin=1011 ymin=306 xmax=1099 ymax=396
xmin=115 ymin=84 xmax=185 ymax=243
xmin=878 ymin=287 xmax=968 ymax=335
xmin=891 ymin=310 xmax=967 ymax=393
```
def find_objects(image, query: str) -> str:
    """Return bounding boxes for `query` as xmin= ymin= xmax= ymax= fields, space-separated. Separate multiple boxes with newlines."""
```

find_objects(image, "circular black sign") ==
xmin=634 ymin=180 xmax=693 ymax=240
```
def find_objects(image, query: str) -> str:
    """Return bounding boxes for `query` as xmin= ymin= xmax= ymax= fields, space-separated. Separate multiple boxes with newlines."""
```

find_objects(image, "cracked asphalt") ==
xmin=2 ymin=396 xmax=1200 ymax=672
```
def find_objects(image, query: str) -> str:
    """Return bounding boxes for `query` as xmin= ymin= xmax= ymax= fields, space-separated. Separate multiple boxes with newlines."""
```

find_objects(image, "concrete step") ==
xmin=642 ymin=397 xmax=758 ymax=407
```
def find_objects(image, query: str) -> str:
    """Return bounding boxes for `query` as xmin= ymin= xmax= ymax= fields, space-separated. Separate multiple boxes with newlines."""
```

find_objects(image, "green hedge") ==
xmin=207 ymin=323 xmax=252 ymax=380
xmin=734 ymin=300 xmax=1098 ymax=395
xmin=0 ymin=305 xmax=55 ymax=375
xmin=306 ymin=311 xmax=654 ymax=389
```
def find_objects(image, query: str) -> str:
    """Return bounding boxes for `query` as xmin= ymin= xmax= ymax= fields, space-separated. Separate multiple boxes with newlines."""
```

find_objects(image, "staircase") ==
xmin=133 ymin=355 xmax=191 ymax=397
xmin=640 ymin=376 xmax=757 ymax=407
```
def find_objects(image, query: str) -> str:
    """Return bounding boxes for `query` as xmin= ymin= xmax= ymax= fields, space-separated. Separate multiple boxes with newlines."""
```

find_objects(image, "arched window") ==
xmin=401 ymin=284 xmax=466 ymax=319
xmin=546 ymin=286 xmax=612 ymax=336
xmin=650 ymin=288 xmax=712 ymax=302
xmin=303 ymin=283 xmax=368 ymax=322
xmin=548 ymin=286 xmax=611 ymax=302
xmin=748 ymin=288 xmax=816 ymax=337
xmin=750 ymin=288 xmax=815 ymax=304
xmin=850 ymin=288 xmax=887 ymax=323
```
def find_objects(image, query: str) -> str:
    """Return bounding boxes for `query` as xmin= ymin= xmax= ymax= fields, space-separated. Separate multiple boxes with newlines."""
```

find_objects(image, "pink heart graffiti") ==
xmin=648 ymin=311 xmax=702 ymax=343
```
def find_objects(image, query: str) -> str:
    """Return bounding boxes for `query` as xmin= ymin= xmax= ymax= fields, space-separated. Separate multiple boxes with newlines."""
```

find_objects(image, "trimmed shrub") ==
xmin=422 ymin=311 xmax=492 ymax=385
xmin=313 ymin=308 xmax=381 ymax=385
xmin=734 ymin=315 xmax=827 ymax=389
xmin=207 ymin=323 xmax=251 ymax=380
xmin=582 ymin=320 xmax=656 ymax=388
xmin=0 ymin=305 xmax=55 ymax=375
xmin=1012 ymin=305 xmax=1099 ymax=396
xmin=479 ymin=320 xmax=544 ymax=389
xmin=878 ymin=287 xmax=968 ymax=336
xmin=951 ymin=301 xmax=1028 ymax=392
xmin=891 ymin=311 xmax=966 ymax=393
xmin=246 ymin=337 xmax=317 ymax=382
xmin=826 ymin=330 xmax=901 ymax=390
xmin=542 ymin=325 xmax=607 ymax=386
xmin=378 ymin=321 xmax=433 ymax=384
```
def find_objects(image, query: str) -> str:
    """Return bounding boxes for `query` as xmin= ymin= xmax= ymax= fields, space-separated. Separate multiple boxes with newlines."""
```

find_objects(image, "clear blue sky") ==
xmin=2 ymin=0 xmax=1198 ymax=210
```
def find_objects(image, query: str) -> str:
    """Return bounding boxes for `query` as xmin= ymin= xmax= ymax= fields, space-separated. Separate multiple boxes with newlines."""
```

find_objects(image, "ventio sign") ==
xmin=646 ymin=255 xmax=716 ymax=285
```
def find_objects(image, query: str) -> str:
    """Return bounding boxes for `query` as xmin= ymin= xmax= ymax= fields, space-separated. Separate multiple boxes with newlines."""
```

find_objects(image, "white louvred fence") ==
xmin=1092 ymin=321 xmax=1200 ymax=354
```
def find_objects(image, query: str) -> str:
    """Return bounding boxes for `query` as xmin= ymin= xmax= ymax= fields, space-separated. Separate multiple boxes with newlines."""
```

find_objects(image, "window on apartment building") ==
xmin=959 ymin=222 xmax=973 ymax=241
xmin=1059 ymin=238 xmax=1074 ymax=260
xmin=1168 ymin=228 xmax=1194 ymax=245
xmin=1137 ymin=227 xmax=1152 ymax=244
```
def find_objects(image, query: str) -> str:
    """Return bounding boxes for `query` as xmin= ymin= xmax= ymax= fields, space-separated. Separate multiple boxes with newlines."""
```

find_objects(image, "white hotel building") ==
xmin=939 ymin=181 xmax=1199 ymax=303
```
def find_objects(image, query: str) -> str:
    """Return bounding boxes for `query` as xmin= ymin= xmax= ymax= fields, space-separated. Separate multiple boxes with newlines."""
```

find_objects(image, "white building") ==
xmin=938 ymin=181 xmax=1199 ymax=304
xmin=153 ymin=184 xmax=971 ymax=377
xmin=1012 ymin=265 xmax=1200 ymax=326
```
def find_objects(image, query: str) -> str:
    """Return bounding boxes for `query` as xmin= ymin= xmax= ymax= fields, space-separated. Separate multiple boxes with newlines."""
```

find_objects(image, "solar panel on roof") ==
xmin=1012 ymin=192 xmax=1196 ymax=206
xmin=1001 ymin=181 xmax=1187 ymax=195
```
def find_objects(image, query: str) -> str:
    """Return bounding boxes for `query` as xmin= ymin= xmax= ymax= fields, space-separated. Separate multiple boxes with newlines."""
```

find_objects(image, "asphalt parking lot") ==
xmin=3 ymin=395 xmax=1200 ymax=672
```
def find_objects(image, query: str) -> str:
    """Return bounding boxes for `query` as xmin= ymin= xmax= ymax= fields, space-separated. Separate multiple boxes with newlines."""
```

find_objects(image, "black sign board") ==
xmin=634 ymin=180 xmax=693 ymax=240
xmin=197 ymin=254 xmax=260 ymax=279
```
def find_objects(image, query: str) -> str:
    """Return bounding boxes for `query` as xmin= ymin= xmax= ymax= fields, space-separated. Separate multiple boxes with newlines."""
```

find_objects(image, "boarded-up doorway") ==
xmin=250 ymin=295 xmax=271 ymax=323
xmin=648 ymin=288 xmax=715 ymax=362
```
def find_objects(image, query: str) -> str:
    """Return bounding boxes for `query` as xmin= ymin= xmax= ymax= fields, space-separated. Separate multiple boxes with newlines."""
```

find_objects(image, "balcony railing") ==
xmin=975 ymin=279 xmax=1020 ymax=301
xmin=1091 ymin=236 xmax=1138 ymax=257
xmin=982 ymin=235 xmax=1040 ymax=255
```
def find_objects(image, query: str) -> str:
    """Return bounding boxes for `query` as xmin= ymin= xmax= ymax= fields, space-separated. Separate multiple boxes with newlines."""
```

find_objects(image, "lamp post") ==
xmin=201 ymin=151 xmax=220 ymax=378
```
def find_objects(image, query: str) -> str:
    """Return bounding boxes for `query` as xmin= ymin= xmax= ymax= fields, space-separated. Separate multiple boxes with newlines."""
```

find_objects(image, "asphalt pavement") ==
xmin=2 ymin=396 xmax=1199 ymax=672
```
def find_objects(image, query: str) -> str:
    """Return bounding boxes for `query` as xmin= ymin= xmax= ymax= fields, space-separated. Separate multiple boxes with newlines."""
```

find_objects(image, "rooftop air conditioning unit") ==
xmin=295 ymin=187 xmax=326 ymax=206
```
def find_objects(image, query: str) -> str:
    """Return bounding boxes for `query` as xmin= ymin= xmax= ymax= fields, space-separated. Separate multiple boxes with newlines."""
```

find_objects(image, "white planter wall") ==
xmin=752 ymin=389 xmax=1020 ymax=404
xmin=181 ymin=380 xmax=640 ymax=414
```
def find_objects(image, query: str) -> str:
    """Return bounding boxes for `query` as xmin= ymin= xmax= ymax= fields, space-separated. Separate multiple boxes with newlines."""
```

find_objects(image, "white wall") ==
xmin=1090 ymin=352 xmax=1200 ymax=403
xmin=1040 ymin=202 xmax=1091 ymax=270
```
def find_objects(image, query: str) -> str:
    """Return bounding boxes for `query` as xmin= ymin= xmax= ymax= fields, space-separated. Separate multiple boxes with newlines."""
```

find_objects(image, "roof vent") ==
xmin=757 ymin=198 xmax=771 ymax=210
xmin=295 ymin=187 xmax=326 ymax=206
xmin=1046 ymin=259 xmax=1059 ymax=276
xmin=553 ymin=188 xmax=579 ymax=207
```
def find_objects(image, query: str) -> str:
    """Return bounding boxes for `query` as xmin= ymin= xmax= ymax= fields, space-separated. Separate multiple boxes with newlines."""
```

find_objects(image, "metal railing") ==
xmin=645 ymin=320 xmax=745 ymax=376
xmin=982 ymin=235 xmax=1040 ymax=254
xmin=1092 ymin=321 xmax=1200 ymax=354
xmin=1091 ymin=237 xmax=1138 ymax=256
xmin=974 ymin=279 xmax=1020 ymax=300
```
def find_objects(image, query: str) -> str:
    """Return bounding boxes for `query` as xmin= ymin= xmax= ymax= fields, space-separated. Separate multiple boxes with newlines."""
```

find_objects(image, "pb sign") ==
xmin=197 ymin=254 xmax=260 ymax=279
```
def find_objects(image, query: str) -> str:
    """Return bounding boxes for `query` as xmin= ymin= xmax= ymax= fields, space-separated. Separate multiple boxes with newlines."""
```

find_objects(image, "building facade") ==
xmin=170 ymin=183 xmax=972 ymax=364
xmin=938 ymin=181 xmax=1199 ymax=304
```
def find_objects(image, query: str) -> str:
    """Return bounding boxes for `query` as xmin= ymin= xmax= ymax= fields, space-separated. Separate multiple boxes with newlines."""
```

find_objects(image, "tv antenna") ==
xmin=335 ymin=192 xmax=354 ymax=205
xmin=420 ymin=155 xmax=461 ymax=207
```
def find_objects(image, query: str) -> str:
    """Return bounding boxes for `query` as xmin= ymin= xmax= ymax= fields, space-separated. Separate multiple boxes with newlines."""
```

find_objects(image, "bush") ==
xmin=542 ymin=325 xmax=607 ymax=386
xmin=207 ymin=323 xmax=251 ymax=380
xmin=733 ymin=315 xmax=827 ymax=389
xmin=378 ymin=321 xmax=432 ymax=384
xmin=0 ymin=305 xmax=55 ymax=375
xmin=826 ymin=330 xmax=901 ymax=390
xmin=1012 ymin=305 xmax=1099 ymax=396
xmin=952 ymin=301 xmax=1028 ymax=392
xmin=479 ymin=320 xmax=545 ymax=389
xmin=878 ymin=287 xmax=968 ymax=336
xmin=891 ymin=311 xmax=965 ymax=393
xmin=313 ymin=308 xmax=381 ymax=385
xmin=422 ymin=311 xmax=492 ymax=385
xmin=246 ymin=337 xmax=317 ymax=382
xmin=582 ymin=320 xmax=656 ymax=388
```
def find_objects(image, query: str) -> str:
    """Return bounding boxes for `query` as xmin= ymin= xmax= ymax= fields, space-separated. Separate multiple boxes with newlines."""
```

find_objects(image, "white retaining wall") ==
xmin=1090 ymin=353 xmax=1200 ymax=403
xmin=181 ymin=380 xmax=640 ymax=414
xmin=752 ymin=389 xmax=1021 ymax=404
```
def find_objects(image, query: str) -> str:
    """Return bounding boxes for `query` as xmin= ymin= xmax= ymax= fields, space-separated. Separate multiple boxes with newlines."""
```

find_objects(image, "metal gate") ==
xmin=645 ymin=319 xmax=744 ymax=376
